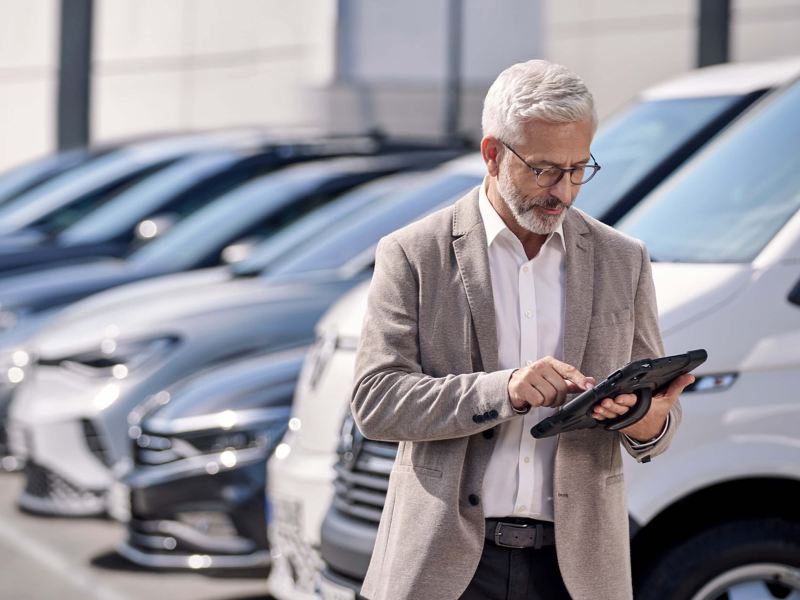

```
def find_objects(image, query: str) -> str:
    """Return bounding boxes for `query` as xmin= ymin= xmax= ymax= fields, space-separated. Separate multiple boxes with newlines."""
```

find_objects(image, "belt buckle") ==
xmin=494 ymin=521 xmax=542 ymax=549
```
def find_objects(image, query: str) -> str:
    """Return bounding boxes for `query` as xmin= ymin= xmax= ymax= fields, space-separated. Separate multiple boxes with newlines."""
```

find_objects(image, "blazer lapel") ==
xmin=562 ymin=210 xmax=594 ymax=371
xmin=451 ymin=190 xmax=499 ymax=374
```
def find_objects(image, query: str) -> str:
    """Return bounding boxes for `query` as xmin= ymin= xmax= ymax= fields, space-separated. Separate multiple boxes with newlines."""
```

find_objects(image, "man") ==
xmin=351 ymin=60 xmax=693 ymax=600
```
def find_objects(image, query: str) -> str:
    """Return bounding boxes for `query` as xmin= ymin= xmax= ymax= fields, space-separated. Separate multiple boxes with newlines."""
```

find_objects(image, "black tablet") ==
xmin=530 ymin=349 xmax=707 ymax=439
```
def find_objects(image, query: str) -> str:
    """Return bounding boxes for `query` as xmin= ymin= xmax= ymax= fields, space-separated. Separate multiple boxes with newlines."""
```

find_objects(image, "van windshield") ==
xmin=617 ymin=82 xmax=800 ymax=263
xmin=575 ymin=96 xmax=740 ymax=219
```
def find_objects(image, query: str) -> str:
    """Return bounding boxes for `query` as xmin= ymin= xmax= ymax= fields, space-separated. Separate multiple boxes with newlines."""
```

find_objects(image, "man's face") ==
xmin=496 ymin=119 xmax=594 ymax=235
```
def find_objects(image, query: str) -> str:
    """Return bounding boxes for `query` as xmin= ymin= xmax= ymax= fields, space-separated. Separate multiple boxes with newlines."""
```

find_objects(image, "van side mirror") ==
xmin=789 ymin=277 xmax=800 ymax=307
xmin=135 ymin=213 xmax=179 ymax=242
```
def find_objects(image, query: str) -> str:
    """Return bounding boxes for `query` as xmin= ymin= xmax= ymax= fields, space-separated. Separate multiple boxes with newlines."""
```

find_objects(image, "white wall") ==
xmin=543 ymin=1 xmax=697 ymax=120
xmin=91 ymin=0 xmax=336 ymax=142
xmin=2 ymin=0 xmax=800 ymax=173
xmin=311 ymin=0 xmax=542 ymax=141
xmin=732 ymin=0 xmax=800 ymax=62
xmin=0 ymin=0 xmax=57 ymax=171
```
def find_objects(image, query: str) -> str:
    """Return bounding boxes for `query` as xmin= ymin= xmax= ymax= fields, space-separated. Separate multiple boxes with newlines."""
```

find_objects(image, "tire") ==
xmin=635 ymin=519 xmax=800 ymax=600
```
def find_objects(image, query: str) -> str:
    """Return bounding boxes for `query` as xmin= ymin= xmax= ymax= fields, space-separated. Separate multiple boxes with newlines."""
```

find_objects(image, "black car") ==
xmin=116 ymin=348 xmax=304 ymax=574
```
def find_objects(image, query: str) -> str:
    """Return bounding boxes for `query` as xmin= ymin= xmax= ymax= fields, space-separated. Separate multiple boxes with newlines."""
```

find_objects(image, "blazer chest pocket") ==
xmin=590 ymin=306 xmax=632 ymax=328
xmin=393 ymin=464 xmax=443 ymax=479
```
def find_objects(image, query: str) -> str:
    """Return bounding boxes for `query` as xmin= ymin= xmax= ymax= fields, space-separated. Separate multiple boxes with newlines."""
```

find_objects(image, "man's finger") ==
xmin=565 ymin=376 xmax=595 ymax=394
xmin=656 ymin=373 xmax=696 ymax=401
xmin=545 ymin=358 xmax=594 ymax=391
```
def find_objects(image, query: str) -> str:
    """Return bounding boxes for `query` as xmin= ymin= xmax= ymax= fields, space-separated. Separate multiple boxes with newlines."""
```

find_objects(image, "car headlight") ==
xmin=132 ymin=409 xmax=289 ymax=468
xmin=2 ymin=348 xmax=35 ymax=386
xmin=45 ymin=335 xmax=180 ymax=377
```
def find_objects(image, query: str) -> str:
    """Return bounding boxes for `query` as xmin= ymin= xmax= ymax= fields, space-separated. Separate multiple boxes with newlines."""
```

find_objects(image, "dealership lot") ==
xmin=0 ymin=473 xmax=271 ymax=600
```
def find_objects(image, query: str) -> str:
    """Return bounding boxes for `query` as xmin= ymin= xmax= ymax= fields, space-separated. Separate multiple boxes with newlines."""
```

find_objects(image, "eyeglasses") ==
xmin=500 ymin=141 xmax=601 ymax=187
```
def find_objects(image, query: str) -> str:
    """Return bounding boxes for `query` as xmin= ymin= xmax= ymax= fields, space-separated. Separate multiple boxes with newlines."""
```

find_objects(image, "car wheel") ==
xmin=635 ymin=519 xmax=800 ymax=600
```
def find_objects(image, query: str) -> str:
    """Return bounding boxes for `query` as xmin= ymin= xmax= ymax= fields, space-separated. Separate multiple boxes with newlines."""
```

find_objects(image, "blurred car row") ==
xmin=1 ymin=57 xmax=799 ymax=600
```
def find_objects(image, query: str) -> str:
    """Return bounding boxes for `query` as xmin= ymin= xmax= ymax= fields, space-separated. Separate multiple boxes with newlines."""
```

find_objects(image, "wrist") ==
xmin=622 ymin=412 xmax=667 ymax=442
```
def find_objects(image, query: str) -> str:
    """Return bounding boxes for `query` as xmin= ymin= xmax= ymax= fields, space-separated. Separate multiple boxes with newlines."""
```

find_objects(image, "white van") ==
xmin=270 ymin=74 xmax=800 ymax=599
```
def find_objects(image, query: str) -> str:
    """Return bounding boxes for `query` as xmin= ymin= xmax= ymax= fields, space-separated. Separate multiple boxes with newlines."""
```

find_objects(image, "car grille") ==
xmin=331 ymin=415 xmax=397 ymax=524
xmin=82 ymin=419 xmax=112 ymax=466
xmin=24 ymin=461 xmax=99 ymax=503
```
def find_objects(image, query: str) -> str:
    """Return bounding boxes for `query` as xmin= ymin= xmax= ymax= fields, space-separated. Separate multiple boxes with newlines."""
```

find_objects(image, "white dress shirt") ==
xmin=477 ymin=180 xmax=668 ymax=521
xmin=478 ymin=179 xmax=565 ymax=521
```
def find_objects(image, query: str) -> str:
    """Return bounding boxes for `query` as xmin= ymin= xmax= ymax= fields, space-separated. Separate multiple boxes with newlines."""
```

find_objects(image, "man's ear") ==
xmin=481 ymin=137 xmax=500 ymax=176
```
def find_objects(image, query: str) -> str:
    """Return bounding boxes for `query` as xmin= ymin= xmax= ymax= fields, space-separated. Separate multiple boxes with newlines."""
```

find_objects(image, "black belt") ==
xmin=485 ymin=517 xmax=556 ymax=549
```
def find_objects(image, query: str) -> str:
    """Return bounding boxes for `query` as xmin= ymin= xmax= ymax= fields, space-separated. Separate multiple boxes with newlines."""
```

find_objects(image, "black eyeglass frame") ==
xmin=500 ymin=141 xmax=601 ymax=187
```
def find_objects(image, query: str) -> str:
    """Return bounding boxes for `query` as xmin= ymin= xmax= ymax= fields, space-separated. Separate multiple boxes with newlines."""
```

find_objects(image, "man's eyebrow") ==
xmin=534 ymin=156 xmax=591 ymax=167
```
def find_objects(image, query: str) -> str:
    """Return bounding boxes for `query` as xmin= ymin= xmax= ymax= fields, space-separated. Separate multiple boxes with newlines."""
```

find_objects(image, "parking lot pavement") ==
xmin=0 ymin=472 xmax=272 ymax=600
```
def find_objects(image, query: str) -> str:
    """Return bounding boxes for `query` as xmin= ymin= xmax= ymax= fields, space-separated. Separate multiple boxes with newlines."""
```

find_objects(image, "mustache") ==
xmin=524 ymin=196 xmax=570 ymax=211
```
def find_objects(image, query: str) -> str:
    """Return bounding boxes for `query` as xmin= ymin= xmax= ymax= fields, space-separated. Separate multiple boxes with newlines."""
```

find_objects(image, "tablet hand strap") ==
xmin=603 ymin=387 xmax=653 ymax=432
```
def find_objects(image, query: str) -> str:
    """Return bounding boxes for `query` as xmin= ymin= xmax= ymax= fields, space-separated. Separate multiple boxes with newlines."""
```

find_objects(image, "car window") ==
xmin=229 ymin=172 xmax=417 ymax=276
xmin=28 ymin=162 xmax=178 ymax=237
xmin=618 ymin=81 xmax=800 ymax=262
xmin=58 ymin=153 xmax=238 ymax=243
xmin=575 ymin=95 xmax=742 ymax=219
xmin=128 ymin=169 xmax=384 ymax=271
xmin=268 ymin=172 xmax=481 ymax=276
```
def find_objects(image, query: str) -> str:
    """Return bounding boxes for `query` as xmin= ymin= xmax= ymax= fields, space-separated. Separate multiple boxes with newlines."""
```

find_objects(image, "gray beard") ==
xmin=497 ymin=170 xmax=569 ymax=235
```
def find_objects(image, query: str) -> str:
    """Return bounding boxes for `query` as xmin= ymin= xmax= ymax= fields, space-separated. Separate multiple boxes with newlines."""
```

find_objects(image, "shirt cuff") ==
xmin=623 ymin=413 xmax=670 ymax=449
xmin=511 ymin=402 xmax=531 ymax=415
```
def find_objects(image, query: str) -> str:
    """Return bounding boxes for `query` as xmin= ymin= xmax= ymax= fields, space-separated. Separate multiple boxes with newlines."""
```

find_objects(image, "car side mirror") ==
xmin=789 ymin=276 xmax=800 ymax=307
xmin=221 ymin=237 xmax=260 ymax=265
xmin=134 ymin=213 xmax=179 ymax=242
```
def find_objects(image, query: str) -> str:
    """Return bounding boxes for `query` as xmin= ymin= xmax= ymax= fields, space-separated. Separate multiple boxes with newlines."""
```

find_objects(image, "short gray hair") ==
xmin=481 ymin=59 xmax=597 ymax=143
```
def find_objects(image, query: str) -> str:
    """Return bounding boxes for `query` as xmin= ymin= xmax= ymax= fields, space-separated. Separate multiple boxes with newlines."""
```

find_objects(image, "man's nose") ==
xmin=549 ymin=172 xmax=576 ymax=203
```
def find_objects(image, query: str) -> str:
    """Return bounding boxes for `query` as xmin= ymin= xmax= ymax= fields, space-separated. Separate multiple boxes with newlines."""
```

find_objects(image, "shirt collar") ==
xmin=478 ymin=177 xmax=566 ymax=252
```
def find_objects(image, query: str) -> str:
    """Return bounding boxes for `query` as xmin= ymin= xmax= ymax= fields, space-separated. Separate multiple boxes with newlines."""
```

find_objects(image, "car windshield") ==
xmin=618 ymin=81 xmax=800 ymax=263
xmin=128 ymin=166 xmax=335 ymax=271
xmin=267 ymin=172 xmax=481 ymax=277
xmin=575 ymin=96 xmax=741 ymax=219
xmin=0 ymin=149 xmax=87 ymax=208
xmin=59 ymin=152 xmax=239 ymax=244
xmin=230 ymin=172 xmax=418 ymax=276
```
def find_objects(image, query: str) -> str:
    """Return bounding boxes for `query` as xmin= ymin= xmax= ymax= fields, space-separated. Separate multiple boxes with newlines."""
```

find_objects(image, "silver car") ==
xmin=7 ymin=155 xmax=484 ymax=516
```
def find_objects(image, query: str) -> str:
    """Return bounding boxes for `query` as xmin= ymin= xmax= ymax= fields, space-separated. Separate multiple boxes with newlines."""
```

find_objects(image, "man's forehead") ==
xmin=513 ymin=120 xmax=593 ymax=161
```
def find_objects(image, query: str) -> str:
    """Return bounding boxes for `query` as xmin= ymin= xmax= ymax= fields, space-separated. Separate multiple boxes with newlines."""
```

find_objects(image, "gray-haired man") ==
xmin=352 ymin=60 xmax=693 ymax=600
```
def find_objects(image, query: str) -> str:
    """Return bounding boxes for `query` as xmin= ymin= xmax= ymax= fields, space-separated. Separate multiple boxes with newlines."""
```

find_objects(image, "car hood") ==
xmin=652 ymin=262 xmax=752 ymax=335
xmin=33 ymin=271 xmax=357 ymax=358
xmin=142 ymin=347 xmax=307 ymax=430
xmin=0 ymin=258 xmax=138 ymax=312
xmin=315 ymin=280 xmax=371 ymax=341
xmin=57 ymin=266 xmax=231 ymax=324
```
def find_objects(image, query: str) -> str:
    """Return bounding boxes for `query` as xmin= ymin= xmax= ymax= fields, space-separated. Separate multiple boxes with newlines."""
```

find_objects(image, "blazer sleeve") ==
xmin=351 ymin=235 xmax=518 ymax=443
xmin=619 ymin=241 xmax=682 ymax=463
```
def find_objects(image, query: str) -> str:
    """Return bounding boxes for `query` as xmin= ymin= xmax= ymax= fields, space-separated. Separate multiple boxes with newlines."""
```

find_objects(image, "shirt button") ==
xmin=517 ymin=505 xmax=526 ymax=513
xmin=524 ymin=457 xmax=530 ymax=464
xmin=526 ymin=360 xmax=533 ymax=366
xmin=524 ymin=310 xmax=532 ymax=319
xmin=522 ymin=265 xmax=529 ymax=273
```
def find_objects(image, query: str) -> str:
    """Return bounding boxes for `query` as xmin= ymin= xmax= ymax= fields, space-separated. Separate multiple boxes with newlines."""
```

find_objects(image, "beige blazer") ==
xmin=351 ymin=188 xmax=680 ymax=600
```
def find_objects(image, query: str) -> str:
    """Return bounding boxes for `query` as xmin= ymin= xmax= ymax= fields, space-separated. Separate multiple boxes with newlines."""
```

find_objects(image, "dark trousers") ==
xmin=459 ymin=538 xmax=571 ymax=600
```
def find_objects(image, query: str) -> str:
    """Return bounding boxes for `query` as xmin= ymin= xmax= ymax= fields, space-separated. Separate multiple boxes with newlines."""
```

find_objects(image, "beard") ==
xmin=497 ymin=166 xmax=570 ymax=235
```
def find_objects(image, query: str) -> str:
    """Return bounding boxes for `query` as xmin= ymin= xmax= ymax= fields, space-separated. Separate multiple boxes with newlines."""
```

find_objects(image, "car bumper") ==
xmin=119 ymin=445 xmax=270 ymax=574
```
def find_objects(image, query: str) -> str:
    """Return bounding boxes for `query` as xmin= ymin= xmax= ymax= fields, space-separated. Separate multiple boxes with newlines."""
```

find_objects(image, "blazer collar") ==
xmin=451 ymin=188 xmax=594 ymax=373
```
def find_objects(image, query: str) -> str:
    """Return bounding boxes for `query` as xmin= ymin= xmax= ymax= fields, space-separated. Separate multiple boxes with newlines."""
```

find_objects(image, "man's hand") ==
xmin=508 ymin=356 xmax=595 ymax=412
xmin=593 ymin=373 xmax=695 ymax=442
